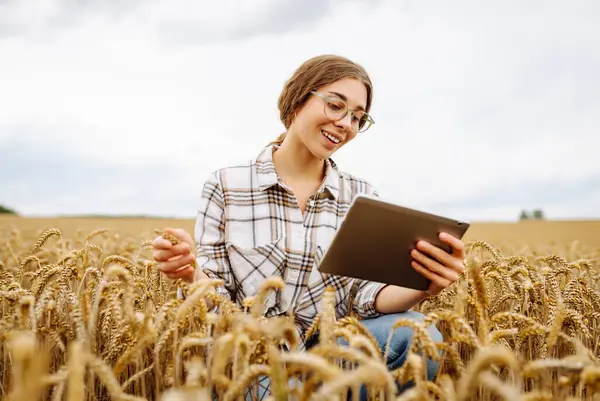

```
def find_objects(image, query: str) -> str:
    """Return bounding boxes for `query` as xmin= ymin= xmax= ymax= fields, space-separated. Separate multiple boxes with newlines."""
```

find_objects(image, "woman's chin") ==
xmin=311 ymin=144 xmax=338 ymax=161
xmin=298 ymin=133 xmax=342 ymax=160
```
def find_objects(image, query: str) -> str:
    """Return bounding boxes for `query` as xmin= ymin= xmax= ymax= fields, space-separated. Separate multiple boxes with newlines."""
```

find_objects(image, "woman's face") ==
xmin=291 ymin=77 xmax=369 ymax=160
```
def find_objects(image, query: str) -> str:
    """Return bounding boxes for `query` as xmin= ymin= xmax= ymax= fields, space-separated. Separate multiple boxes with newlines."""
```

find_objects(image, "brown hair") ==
xmin=270 ymin=54 xmax=373 ymax=145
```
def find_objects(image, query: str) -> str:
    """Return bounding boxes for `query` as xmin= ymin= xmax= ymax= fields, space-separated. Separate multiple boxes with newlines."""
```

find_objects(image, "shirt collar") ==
xmin=255 ymin=144 xmax=340 ymax=200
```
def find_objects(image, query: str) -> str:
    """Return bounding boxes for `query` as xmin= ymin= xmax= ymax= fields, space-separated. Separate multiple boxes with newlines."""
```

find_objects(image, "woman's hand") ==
xmin=410 ymin=232 xmax=466 ymax=296
xmin=151 ymin=228 xmax=196 ymax=282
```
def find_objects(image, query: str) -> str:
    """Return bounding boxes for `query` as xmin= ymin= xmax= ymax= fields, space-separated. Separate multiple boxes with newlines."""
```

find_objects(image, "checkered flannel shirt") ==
xmin=194 ymin=144 xmax=388 ymax=350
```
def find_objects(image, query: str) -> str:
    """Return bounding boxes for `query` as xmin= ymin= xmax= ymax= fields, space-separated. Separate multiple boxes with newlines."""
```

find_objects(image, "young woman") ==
xmin=152 ymin=54 xmax=466 ymax=399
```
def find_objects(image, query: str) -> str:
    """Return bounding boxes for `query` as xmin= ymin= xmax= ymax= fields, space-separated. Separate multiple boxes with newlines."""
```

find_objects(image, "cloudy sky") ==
xmin=1 ymin=0 xmax=598 ymax=222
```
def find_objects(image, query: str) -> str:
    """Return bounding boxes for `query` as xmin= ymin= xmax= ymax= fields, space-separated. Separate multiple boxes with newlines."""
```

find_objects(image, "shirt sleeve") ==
xmin=350 ymin=183 xmax=388 ymax=319
xmin=193 ymin=171 xmax=235 ymax=303
xmin=352 ymin=280 xmax=388 ymax=318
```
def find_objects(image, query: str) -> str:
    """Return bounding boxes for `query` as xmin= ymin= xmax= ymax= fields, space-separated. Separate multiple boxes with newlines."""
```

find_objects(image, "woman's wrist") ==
xmin=193 ymin=268 xmax=209 ymax=282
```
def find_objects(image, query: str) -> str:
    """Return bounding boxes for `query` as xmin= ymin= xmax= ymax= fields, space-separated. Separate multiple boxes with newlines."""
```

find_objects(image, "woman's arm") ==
xmin=193 ymin=171 xmax=237 ymax=305
xmin=155 ymin=171 xmax=236 ymax=310
xmin=374 ymin=232 xmax=467 ymax=314
xmin=373 ymin=285 xmax=429 ymax=314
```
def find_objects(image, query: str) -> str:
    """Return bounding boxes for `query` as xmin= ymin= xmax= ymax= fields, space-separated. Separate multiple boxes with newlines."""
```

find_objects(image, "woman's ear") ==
xmin=293 ymin=103 xmax=306 ymax=120
xmin=289 ymin=107 xmax=300 ymax=126
xmin=290 ymin=97 xmax=310 ymax=126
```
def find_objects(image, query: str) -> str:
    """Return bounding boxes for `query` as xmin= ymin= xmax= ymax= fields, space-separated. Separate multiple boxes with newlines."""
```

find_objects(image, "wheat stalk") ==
xmin=1 ymin=225 xmax=599 ymax=401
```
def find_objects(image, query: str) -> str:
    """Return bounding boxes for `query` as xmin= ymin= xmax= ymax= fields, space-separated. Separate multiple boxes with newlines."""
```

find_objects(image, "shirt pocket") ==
xmin=309 ymin=224 xmax=338 ymax=284
xmin=303 ymin=244 xmax=354 ymax=317
xmin=225 ymin=237 xmax=287 ymax=309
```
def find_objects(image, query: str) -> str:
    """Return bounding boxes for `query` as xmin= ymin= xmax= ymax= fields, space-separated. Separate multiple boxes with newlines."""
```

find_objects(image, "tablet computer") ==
xmin=317 ymin=194 xmax=470 ymax=291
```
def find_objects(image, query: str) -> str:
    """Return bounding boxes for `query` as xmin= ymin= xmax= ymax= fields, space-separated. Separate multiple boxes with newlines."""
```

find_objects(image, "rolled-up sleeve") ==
xmin=194 ymin=171 xmax=235 ymax=302
xmin=352 ymin=280 xmax=388 ymax=319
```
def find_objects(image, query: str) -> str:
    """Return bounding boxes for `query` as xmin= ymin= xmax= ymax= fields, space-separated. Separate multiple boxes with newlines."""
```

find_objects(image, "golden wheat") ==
xmin=0 ymin=223 xmax=599 ymax=400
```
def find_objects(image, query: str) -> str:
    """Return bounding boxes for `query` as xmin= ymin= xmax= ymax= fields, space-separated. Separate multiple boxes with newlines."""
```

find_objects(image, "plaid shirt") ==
xmin=194 ymin=144 xmax=388 ymax=350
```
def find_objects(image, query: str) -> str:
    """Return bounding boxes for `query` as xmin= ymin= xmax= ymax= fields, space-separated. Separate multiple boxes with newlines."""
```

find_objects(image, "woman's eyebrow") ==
xmin=327 ymin=91 xmax=366 ymax=111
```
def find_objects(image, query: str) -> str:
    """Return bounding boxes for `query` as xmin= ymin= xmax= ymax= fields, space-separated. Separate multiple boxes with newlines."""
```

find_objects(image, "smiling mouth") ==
xmin=322 ymin=130 xmax=341 ymax=144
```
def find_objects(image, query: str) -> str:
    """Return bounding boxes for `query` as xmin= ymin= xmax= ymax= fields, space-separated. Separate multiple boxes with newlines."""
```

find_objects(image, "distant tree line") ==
xmin=519 ymin=209 xmax=545 ymax=221
xmin=0 ymin=205 xmax=18 ymax=215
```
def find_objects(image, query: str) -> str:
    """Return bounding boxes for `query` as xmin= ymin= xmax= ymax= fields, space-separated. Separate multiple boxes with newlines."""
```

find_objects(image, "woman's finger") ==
xmin=411 ymin=260 xmax=450 ymax=288
xmin=153 ymin=242 xmax=190 ymax=262
xmin=163 ymin=265 xmax=194 ymax=280
xmin=411 ymin=249 xmax=459 ymax=283
xmin=439 ymin=232 xmax=465 ymax=257
xmin=164 ymin=228 xmax=193 ymax=245
xmin=152 ymin=236 xmax=174 ymax=250
xmin=158 ymin=252 xmax=196 ymax=273
xmin=415 ymin=241 xmax=456 ymax=271
xmin=416 ymin=240 xmax=465 ymax=275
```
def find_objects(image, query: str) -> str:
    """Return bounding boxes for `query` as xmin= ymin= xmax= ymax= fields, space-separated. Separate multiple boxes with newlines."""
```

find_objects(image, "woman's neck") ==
xmin=273 ymin=133 xmax=325 ymax=184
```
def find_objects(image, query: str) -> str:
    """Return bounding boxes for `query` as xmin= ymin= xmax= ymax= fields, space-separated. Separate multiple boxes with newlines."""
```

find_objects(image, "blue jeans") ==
xmin=219 ymin=311 xmax=443 ymax=400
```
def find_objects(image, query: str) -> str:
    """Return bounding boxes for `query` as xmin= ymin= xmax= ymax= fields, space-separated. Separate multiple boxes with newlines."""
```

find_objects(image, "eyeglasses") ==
xmin=310 ymin=91 xmax=375 ymax=133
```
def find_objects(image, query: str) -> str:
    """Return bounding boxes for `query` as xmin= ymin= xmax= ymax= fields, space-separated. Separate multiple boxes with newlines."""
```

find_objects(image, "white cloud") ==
xmin=0 ymin=0 xmax=598 ymax=221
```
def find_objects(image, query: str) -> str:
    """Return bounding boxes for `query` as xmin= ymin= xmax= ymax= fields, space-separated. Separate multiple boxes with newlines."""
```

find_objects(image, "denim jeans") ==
xmin=216 ymin=311 xmax=443 ymax=400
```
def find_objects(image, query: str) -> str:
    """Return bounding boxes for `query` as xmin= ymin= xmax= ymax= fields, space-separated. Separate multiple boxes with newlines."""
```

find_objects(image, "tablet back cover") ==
xmin=317 ymin=194 xmax=470 ymax=291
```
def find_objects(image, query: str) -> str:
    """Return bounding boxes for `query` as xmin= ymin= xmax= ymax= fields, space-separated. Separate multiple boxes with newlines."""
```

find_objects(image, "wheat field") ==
xmin=1 ymin=216 xmax=599 ymax=401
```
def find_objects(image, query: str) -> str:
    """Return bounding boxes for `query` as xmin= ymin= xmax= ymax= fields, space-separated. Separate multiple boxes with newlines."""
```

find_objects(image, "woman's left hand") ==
xmin=410 ymin=232 xmax=466 ymax=296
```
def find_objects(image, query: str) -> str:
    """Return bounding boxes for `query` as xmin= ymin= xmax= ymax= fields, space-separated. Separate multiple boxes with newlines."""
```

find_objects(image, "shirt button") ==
xmin=289 ymin=270 xmax=299 ymax=279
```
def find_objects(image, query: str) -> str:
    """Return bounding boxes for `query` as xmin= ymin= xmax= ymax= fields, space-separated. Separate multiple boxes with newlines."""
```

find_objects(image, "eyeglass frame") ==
xmin=310 ymin=91 xmax=375 ymax=133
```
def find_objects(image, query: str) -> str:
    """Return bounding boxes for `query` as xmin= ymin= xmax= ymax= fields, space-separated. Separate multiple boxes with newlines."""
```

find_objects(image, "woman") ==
xmin=152 ymin=54 xmax=466 ymax=399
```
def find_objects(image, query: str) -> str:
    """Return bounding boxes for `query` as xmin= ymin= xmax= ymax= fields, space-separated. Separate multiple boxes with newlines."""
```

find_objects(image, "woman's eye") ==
xmin=355 ymin=112 xmax=366 ymax=122
xmin=327 ymin=101 xmax=344 ymax=111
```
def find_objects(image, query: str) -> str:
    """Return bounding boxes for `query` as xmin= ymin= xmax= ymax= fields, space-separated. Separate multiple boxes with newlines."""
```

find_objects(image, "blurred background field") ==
xmin=2 ymin=215 xmax=599 ymax=249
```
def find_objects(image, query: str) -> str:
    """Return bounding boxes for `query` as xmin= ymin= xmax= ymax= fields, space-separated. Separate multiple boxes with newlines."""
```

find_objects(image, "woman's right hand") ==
xmin=151 ymin=228 xmax=196 ymax=282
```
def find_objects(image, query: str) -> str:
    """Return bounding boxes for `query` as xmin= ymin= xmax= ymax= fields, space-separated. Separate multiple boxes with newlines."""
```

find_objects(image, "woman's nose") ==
xmin=335 ymin=112 xmax=354 ymax=130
